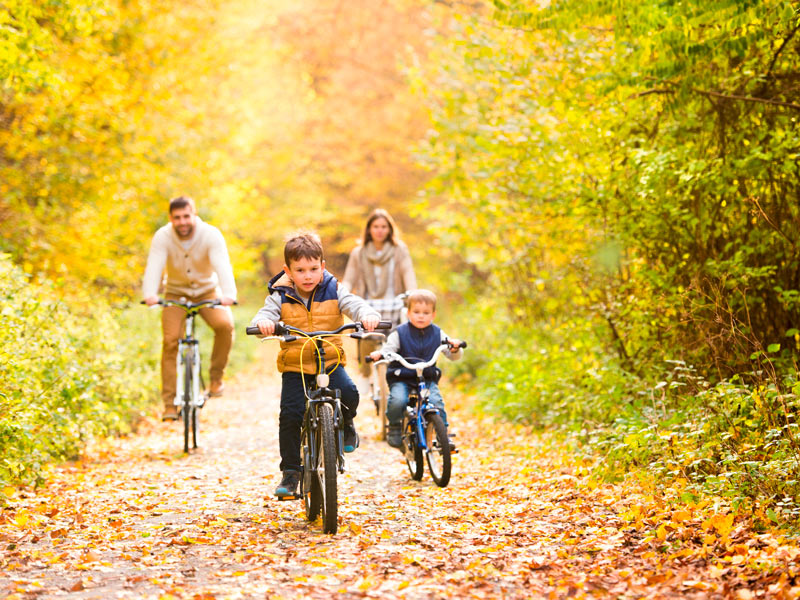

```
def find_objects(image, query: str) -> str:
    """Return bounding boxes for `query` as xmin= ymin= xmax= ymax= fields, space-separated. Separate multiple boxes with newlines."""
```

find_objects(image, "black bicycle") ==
xmin=246 ymin=320 xmax=390 ymax=533
xmin=368 ymin=340 xmax=467 ymax=487
xmin=144 ymin=298 xmax=226 ymax=453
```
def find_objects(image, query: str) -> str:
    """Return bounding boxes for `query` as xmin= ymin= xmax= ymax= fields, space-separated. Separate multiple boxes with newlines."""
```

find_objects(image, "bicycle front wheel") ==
xmin=424 ymin=413 xmax=451 ymax=487
xmin=318 ymin=403 xmax=338 ymax=534
xmin=183 ymin=353 xmax=192 ymax=453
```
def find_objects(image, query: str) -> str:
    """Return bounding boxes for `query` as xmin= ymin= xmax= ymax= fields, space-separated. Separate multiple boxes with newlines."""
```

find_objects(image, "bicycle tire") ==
xmin=192 ymin=348 xmax=200 ymax=449
xmin=403 ymin=417 xmax=424 ymax=481
xmin=424 ymin=413 xmax=451 ymax=487
xmin=183 ymin=352 xmax=192 ymax=453
xmin=376 ymin=363 xmax=388 ymax=441
xmin=304 ymin=431 xmax=321 ymax=521
xmin=318 ymin=403 xmax=338 ymax=534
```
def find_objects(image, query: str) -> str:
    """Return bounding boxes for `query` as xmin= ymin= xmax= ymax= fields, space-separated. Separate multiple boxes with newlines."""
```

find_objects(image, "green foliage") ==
xmin=0 ymin=254 xmax=159 ymax=489
xmin=414 ymin=0 xmax=800 ymax=518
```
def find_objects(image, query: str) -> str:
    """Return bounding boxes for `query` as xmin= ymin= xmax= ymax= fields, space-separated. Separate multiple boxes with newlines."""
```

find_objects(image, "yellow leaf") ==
xmin=3 ymin=486 xmax=15 ymax=498
xmin=672 ymin=509 xmax=691 ymax=522
xmin=656 ymin=524 xmax=668 ymax=541
xmin=398 ymin=582 xmax=409 ymax=590
xmin=14 ymin=512 xmax=28 ymax=528
xmin=349 ymin=522 xmax=363 ymax=534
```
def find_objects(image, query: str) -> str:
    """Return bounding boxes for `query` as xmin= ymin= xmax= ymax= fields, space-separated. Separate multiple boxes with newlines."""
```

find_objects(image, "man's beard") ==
xmin=176 ymin=224 xmax=194 ymax=239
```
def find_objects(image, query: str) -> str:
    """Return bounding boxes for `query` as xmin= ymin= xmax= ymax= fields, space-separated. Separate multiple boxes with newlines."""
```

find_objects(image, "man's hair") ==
xmin=169 ymin=195 xmax=195 ymax=213
xmin=362 ymin=208 xmax=399 ymax=247
xmin=284 ymin=231 xmax=324 ymax=265
xmin=406 ymin=289 xmax=437 ymax=310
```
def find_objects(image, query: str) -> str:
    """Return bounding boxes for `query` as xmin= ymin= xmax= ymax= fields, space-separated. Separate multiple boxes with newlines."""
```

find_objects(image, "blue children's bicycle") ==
xmin=367 ymin=340 xmax=466 ymax=487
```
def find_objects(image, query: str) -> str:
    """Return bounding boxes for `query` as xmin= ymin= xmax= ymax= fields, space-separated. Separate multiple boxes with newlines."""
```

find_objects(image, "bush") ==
xmin=0 ymin=254 xmax=159 ymax=489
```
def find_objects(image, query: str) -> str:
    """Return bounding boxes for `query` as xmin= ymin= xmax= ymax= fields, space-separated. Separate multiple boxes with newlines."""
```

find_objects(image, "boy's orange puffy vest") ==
xmin=268 ymin=270 xmax=346 ymax=374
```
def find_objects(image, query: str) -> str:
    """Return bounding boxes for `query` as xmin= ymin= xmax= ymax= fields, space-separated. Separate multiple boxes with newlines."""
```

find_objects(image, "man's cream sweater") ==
xmin=142 ymin=217 xmax=237 ymax=299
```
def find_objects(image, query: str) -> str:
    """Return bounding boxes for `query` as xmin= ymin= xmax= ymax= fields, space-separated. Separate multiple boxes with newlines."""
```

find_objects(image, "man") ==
xmin=143 ymin=196 xmax=237 ymax=420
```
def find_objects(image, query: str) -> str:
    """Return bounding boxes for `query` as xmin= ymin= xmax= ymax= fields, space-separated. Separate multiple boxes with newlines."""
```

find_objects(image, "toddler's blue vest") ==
xmin=387 ymin=322 xmax=442 ymax=385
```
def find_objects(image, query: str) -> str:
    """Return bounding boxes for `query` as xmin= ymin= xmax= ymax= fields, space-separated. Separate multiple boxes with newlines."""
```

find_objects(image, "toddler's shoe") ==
xmin=162 ymin=406 xmax=179 ymax=421
xmin=387 ymin=424 xmax=402 ymax=449
xmin=274 ymin=470 xmax=300 ymax=498
xmin=343 ymin=419 xmax=359 ymax=453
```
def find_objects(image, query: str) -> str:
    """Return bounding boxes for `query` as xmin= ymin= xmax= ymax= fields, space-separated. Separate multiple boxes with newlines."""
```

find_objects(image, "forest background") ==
xmin=2 ymin=0 xmax=800 ymax=528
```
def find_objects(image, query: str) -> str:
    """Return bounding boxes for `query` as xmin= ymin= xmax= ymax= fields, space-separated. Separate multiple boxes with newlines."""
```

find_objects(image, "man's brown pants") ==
xmin=161 ymin=292 xmax=234 ymax=408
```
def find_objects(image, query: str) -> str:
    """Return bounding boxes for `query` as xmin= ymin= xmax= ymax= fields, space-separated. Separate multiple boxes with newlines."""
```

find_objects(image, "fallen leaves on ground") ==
xmin=1 ymin=358 xmax=799 ymax=599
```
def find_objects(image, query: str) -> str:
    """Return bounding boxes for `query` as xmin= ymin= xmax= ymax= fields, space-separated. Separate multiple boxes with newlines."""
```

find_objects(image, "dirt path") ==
xmin=1 ymin=347 xmax=798 ymax=599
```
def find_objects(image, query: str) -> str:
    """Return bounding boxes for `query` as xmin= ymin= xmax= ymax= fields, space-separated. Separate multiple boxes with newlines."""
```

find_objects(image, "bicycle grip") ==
xmin=458 ymin=341 xmax=468 ymax=349
xmin=365 ymin=355 xmax=375 ymax=363
xmin=376 ymin=321 xmax=392 ymax=331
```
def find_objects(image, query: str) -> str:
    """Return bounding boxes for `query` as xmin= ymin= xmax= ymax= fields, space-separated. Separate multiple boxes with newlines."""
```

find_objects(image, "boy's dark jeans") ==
xmin=279 ymin=368 xmax=359 ymax=472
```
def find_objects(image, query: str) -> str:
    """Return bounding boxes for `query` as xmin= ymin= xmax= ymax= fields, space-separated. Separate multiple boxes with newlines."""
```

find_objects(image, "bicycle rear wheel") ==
xmin=403 ymin=417 xmax=424 ymax=481
xmin=318 ymin=403 xmax=338 ymax=534
xmin=183 ymin=354 xmax=192 ymax=453
xmin=424 ymin=413 xmax=451 ymax=487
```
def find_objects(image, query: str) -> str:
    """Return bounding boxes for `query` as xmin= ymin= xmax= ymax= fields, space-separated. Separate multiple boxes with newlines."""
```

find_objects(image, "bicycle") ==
xmin=359 ymin=292 xmax=408 ymax=441
xmin=367 ymin=339 xmax=467 ymax=487
xmin=144 ymin=298 xmax=227 ymax=453
xmin=246 ymin=320 xmax=390 ymax=534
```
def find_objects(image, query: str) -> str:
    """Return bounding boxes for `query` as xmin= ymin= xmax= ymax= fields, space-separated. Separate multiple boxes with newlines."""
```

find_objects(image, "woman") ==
xmin=343 ymin=210 xmax=417 ymax=435
xmin=342 ymin=208 xmax=417 ymax=326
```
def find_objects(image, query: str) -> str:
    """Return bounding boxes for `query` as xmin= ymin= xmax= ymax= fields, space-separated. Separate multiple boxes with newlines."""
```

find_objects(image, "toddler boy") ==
xmin=370 ymin=289 xmax=462 ymax=449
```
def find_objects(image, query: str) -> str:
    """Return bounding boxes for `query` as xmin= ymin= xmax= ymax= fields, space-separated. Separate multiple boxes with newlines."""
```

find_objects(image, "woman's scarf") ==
xmin=359 ymin=241 xmax=394 ymax=299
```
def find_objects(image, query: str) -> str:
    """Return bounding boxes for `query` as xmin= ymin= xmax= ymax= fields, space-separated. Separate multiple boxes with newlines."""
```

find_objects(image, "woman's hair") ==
xmin=362 ymin=208 xmax=399 ymax=246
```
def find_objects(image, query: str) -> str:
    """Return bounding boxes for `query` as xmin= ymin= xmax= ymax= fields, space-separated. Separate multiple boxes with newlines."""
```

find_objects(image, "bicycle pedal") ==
xmin=276 ymin=494 xmax=300 ymax=501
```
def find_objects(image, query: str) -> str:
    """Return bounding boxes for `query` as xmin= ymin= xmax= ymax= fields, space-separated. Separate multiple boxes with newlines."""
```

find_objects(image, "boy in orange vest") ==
xmin=251 ymin=232 xmax=380 ymax=498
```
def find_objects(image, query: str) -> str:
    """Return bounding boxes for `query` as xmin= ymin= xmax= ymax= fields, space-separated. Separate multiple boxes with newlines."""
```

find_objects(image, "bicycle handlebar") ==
xmin=366 ymin=340 xmax=467 ymax=366
xmin=245 ymin=320 xmax=392 ymax=339
xmin=141 ymin=298 xmax=237 ymax=310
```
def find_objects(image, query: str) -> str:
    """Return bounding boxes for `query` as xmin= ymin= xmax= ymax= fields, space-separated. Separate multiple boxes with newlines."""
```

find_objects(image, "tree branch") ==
xmin=692 ymin=87 xmax=800 ymax=111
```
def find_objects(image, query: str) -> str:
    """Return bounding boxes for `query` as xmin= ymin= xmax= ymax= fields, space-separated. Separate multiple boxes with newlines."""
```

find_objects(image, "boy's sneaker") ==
xmin=343 ymin=420 xmax=359 ymax=453
xmin=387 ymin=424 xmax=402 ymax=449
xmin=274 ymin=470 xmax=300 ymax=499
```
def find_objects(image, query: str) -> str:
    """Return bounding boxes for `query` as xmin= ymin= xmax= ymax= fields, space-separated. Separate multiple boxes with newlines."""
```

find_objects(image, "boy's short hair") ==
xmin=284 ymin=231 xmax=324 ymax=265
xmin=406 ymin=289 xmax=437 ymax=310
xmin=169 ymin=195 xmax=195 ymax=213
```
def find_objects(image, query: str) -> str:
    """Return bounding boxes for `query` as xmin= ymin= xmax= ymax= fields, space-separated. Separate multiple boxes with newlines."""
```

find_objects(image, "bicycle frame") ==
xmin=382 ymin=346 xmax=451 ymax=453
xmin=303 ymin=335 xmax=346 ymax=475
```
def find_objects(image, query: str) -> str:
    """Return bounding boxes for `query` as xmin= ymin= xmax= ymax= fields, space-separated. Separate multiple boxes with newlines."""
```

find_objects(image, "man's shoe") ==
xmin=387 ymin=424 xmax=402 ymax=449
xmin=343 ymin=419 xmax=359 ymax=453
xmin=162 ymin=406 xmax=179 ymax=421
xmin=208 ymin=381 xmax=224 ymax=397
xmin=274 ymin=470 xmax=301 ymax=499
